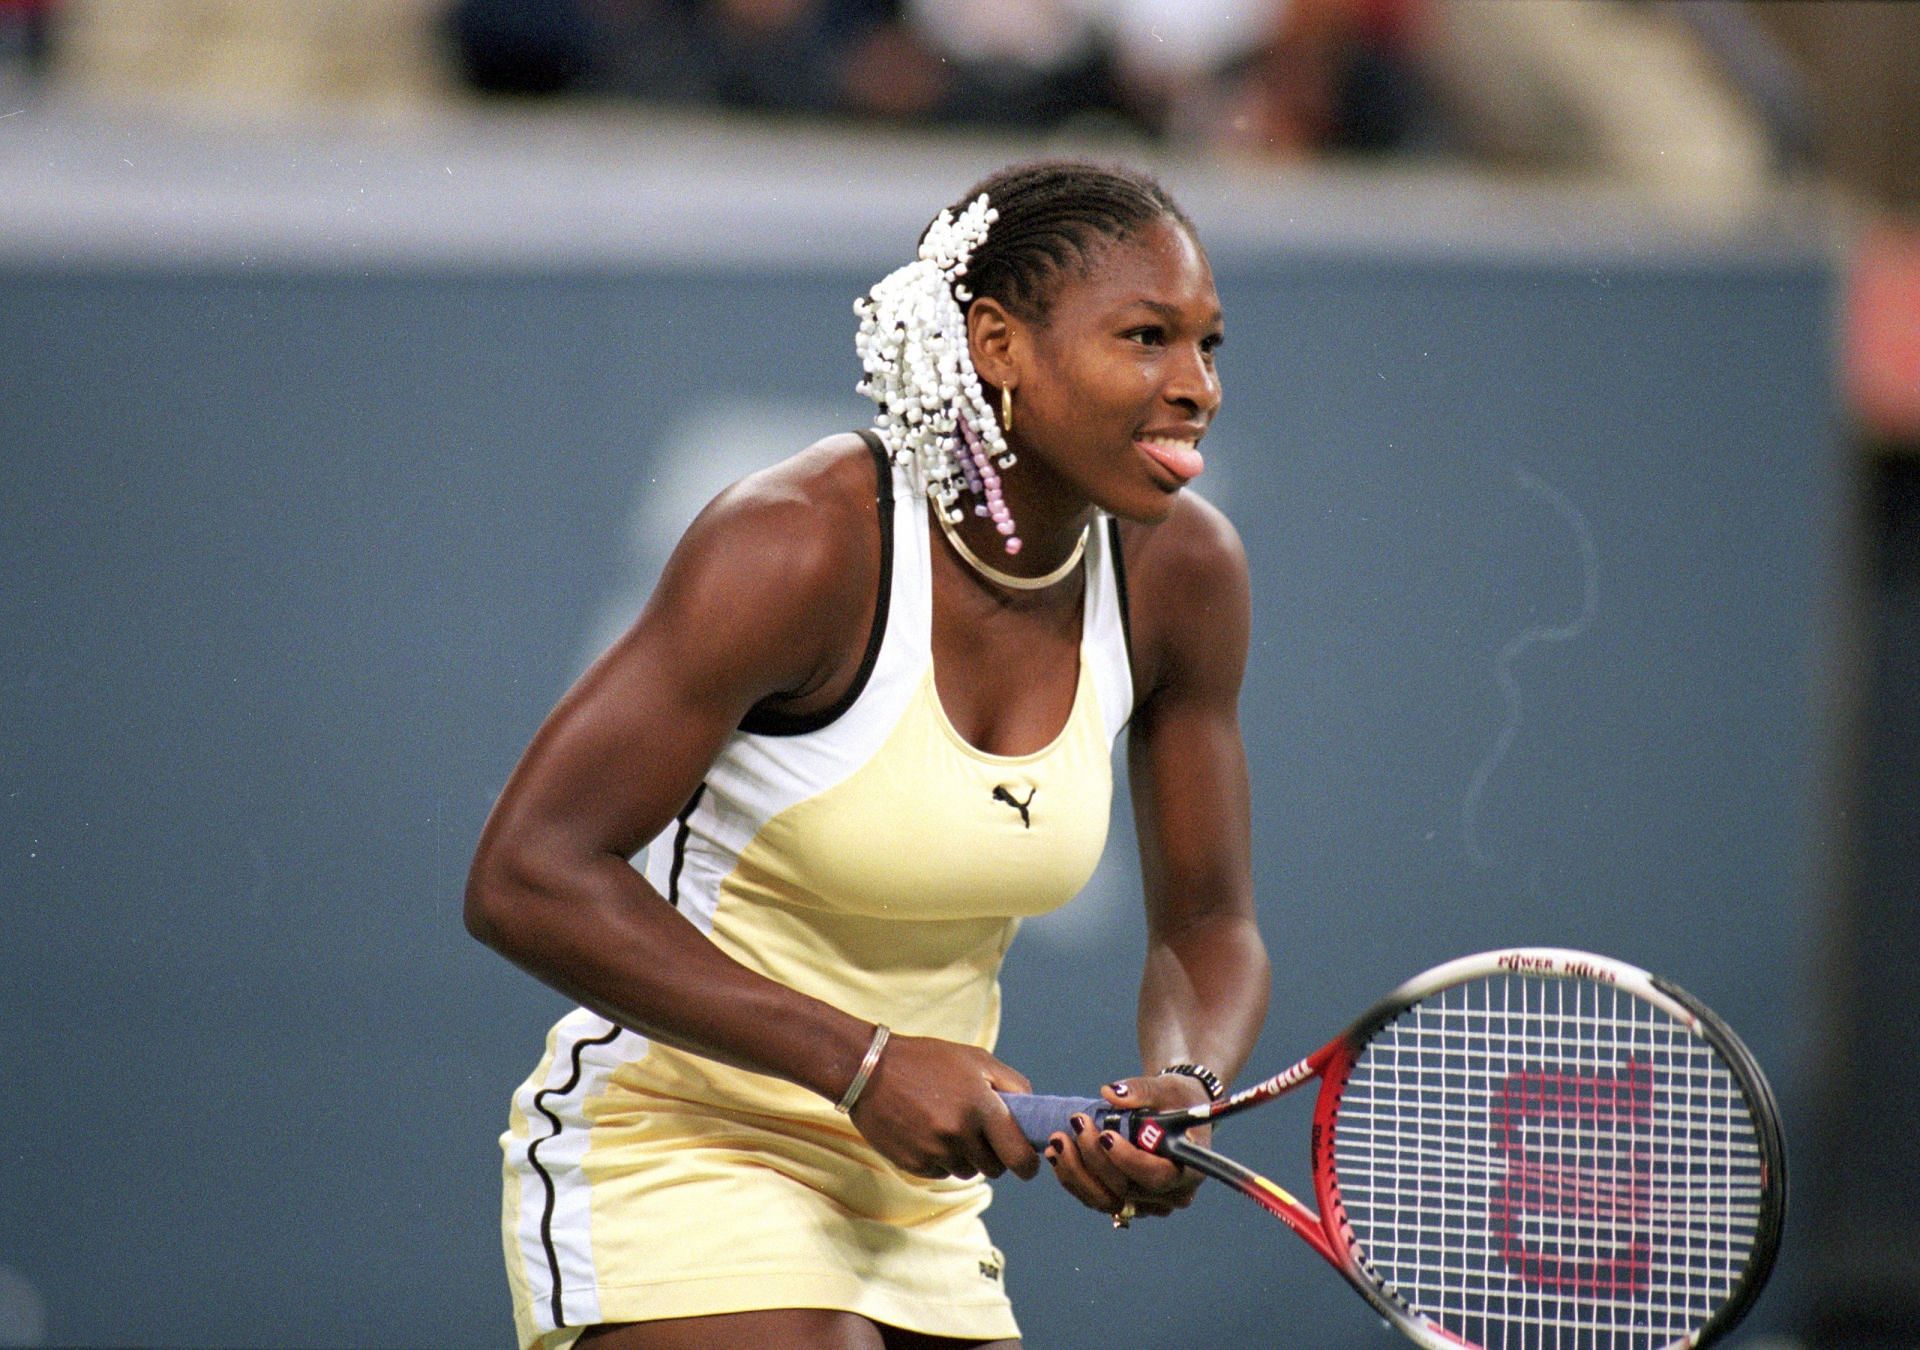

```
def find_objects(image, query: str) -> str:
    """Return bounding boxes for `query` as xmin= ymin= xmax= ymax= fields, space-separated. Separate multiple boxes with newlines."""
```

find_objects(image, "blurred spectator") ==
xmin=0 ymin=0 xmax=57 ymax=81
xmin=447 ymin=0 xmax=702 ymax=99
xmin=1195 ymin=0 xmax=1436 ymax=159
xmin=447 ymin=0 xmax=917 ymax=116
xmin=1089 ymin=0 xmax=1280 ymax=138
xmin=895 ymin=0 xmax=1123 ymax=129
xmin=443 ymin=0 xmax=1436 ymax=155
xmin=701 ymin=0 xmax=890 ymax=113
xmin=895 ymin=0 xmax=1435 ymax=148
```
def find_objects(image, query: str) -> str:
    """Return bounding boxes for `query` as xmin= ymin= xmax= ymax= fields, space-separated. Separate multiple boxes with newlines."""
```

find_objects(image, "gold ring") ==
xmin=1110 ymin=1200 xmax=1136 ymax=1230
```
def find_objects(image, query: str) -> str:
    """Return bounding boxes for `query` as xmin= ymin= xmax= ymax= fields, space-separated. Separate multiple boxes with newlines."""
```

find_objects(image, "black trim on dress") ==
xmin=666 ymin=783 xmax=706 ymax=907
xmin=526 ymin=1021 xmax=626 ymax=1329
xmin=737 ymin=431 xmax=895 ymax=736
xmin=1106 ymin=515 xmax=1133 ymax=663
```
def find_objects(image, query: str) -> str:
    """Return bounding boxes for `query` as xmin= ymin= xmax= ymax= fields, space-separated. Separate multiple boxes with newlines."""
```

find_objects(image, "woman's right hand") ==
xmin=847 ymin=1033 xmax=1041 ymax=1182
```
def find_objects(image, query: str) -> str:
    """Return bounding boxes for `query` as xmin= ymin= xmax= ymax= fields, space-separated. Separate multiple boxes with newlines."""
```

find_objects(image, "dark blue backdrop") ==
xmin=0 ymin=245 xmax=1835 ymax=1346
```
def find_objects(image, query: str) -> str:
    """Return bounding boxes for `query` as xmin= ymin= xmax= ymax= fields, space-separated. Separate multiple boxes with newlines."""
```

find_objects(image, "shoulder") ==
xmin=643 ymin=432 xmax=888 ymax=696
xmin=687 ymin=432 xmax=883 ymax=556
xmin=666 ymin=432 xmax=885 ymax=605
xmin=1116 ymin=491 xmax=1247 ymax=611
xmin=1114 ymin=492 xmax=1249 ymax=703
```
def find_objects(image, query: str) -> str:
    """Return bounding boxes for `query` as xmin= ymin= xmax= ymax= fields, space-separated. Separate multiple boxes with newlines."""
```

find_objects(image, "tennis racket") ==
xmin=1004 ymin=947 xmax=1785 ymax=1349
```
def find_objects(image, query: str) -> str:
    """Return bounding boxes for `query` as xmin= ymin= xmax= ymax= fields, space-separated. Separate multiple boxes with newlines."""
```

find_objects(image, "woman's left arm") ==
xmin=1128 ymin=500 xmax=1267 ymax=1079
xmin=1045 ymin=496 xmax=1271 ymax=1217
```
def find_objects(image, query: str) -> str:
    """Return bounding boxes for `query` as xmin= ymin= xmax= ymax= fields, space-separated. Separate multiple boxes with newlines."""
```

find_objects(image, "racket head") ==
xmin=1310 ymin=949 xmax=1786 ymax=1350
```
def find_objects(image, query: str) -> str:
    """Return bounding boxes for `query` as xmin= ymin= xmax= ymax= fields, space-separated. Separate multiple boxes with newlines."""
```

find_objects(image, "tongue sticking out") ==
xmin=1137 ymin=437 xmax=1205 ymax=481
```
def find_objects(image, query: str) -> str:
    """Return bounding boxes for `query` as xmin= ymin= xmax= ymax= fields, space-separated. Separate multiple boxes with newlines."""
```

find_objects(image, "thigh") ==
xmin=578 ymin=1310 xmax=886 ymax=1350
xmin=880 ymin=1329 xmax=1020 ymax=1350
xmin=576 ymin=1315 xmax=1020 ymax=1350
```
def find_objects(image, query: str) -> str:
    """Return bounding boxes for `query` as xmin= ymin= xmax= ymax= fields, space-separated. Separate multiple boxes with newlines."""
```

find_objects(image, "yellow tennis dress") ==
xmin=499 ymin=437 xmax=1135 ymax=1348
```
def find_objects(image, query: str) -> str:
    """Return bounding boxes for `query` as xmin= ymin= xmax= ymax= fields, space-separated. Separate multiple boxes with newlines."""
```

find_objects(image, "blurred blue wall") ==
xmin=0 ymin=241 xmax=1836 ymax=1346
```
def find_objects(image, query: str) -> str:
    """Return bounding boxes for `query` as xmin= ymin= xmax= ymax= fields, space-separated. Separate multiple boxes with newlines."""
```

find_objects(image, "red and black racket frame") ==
xmin=1009 ymin=954 xmax=1787 ymax=1350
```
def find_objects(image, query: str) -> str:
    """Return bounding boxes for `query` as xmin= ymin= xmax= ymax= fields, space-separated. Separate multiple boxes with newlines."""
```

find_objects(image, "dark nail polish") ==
xmin=1099 ymin=1133 xmax=1116 ymax=1151
xmin=1070 ymin=1115 xmax=1089 ymax=1134
xmin=1107 ymin=1082 xmax=1131 ymax=1097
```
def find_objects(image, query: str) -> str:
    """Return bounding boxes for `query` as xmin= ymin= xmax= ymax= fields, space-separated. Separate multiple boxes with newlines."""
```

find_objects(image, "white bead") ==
xmin=852 ymin=192 xmax=1016 ymax=542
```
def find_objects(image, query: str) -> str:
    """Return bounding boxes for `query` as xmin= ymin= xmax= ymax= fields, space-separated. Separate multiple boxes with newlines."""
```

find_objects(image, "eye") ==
xmin=1201 ymin=332 xmax=1226 ymax=356
xmin=1124 ymin=326 xmax=1166 ymax=347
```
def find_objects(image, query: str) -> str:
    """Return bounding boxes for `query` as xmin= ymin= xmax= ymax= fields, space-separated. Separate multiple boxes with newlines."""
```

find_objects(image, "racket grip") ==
xmin=998 ymin=1092 xmax=1138 ymax=1148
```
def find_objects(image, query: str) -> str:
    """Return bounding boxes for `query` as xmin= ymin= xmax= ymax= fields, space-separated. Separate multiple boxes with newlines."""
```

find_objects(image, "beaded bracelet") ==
xmin=1159 ymin=1061 xmax=1226 ymax=1103
xmin=836 ymin=1023 xmax=892 ymax=1114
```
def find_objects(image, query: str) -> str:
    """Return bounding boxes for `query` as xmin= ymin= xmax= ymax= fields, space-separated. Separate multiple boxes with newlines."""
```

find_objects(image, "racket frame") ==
xmin=1116 ymin=948 xmax=1787 ymax=1350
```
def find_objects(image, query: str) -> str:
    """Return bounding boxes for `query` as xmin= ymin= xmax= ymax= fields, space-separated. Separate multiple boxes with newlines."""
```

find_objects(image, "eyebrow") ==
xmin=1128 ymin=298 xmax=1225 ymax=329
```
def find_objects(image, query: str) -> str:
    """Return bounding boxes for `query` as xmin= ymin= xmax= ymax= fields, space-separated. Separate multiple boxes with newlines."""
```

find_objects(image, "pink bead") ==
xmin=996 ymin=519 xmax=1014 ymax=536
xmin=1005 ymin=537 xmax=1022 ymax=554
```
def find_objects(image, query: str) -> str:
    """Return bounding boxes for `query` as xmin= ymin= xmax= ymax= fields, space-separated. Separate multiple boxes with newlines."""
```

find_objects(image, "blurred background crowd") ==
xmin=5 ymin=4 xmax=1920 ymax=395
xmin=0 ymin=0 xmax=1911 ymax=218
xmin=436 ymin=0 xmax=1439 ymax=161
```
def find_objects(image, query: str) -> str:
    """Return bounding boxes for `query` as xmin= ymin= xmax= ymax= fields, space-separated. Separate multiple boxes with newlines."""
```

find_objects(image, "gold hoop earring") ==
xmin=1001 ymin=385 xmax=1014 ymax=434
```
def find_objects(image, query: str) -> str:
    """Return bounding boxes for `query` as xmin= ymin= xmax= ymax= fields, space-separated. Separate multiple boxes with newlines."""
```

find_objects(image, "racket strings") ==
xmin=1330 ymin=974 xmax=1765 ymax=1349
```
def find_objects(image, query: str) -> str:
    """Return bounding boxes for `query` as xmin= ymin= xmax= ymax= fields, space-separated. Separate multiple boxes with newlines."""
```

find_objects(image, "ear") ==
xmin=966 ymin=297 xmax=1021 ymax=393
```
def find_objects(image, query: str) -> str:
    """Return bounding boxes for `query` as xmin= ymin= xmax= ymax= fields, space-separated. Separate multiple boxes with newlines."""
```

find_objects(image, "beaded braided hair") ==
xmin=855 ymin=161 xmax=1193 ymax=555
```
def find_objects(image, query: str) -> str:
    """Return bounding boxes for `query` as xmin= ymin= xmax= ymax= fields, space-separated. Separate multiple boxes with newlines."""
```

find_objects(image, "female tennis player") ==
xmin=465 ymin=160 xmax=1270 ymax=1349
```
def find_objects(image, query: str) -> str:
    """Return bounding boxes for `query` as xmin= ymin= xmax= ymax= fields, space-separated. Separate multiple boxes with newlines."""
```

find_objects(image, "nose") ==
xmin=1164 ymin=342 xmax=1222 ymax=419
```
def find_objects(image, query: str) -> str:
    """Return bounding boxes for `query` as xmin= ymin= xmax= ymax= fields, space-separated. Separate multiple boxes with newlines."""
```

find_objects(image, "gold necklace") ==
xmin=936 ymin=508 xmax=1089 ymax=591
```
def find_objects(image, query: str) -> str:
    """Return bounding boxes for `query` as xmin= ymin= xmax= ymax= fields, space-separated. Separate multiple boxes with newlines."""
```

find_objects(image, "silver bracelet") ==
xmin=1159 ymin=1061 xmax=1226 ymax=1103
xmin=835 ymin=1023 xmax=891 ymax=1114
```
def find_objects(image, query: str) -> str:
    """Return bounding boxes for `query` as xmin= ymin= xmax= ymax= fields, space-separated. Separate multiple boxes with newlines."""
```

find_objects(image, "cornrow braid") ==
xmin=854 ymin=160 xmax=1192 ymax=556
xmin=950 ymin=160 xmax=1193 ymax=325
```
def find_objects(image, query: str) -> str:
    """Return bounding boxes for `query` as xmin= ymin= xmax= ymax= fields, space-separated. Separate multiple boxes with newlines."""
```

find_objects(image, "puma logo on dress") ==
xmin=991 ymin=786 xmax=1035 ymax=828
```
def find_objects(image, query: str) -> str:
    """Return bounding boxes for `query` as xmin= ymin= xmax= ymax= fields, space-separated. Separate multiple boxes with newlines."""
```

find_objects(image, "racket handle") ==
xmin=998 ymin=1092 xmax=1139 ymax=1148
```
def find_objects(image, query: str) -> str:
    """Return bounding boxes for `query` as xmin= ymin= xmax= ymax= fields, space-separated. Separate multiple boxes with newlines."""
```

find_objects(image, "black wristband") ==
xmin=1159 ymin=1061 xmax=1226 ymax=1103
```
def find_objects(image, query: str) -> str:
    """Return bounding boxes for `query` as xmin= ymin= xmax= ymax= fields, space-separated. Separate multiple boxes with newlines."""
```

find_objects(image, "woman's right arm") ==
xmin=464 ymin=447 xmax=1037 ymax=1182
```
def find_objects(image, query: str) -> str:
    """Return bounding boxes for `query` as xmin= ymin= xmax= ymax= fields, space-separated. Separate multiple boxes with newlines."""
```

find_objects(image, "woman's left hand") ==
xmin=1042 ymin=1072 xmax=1211 ymax=1223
